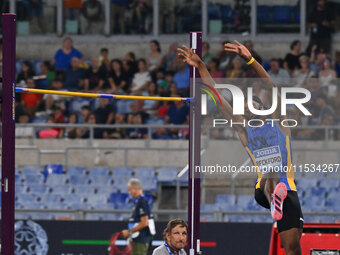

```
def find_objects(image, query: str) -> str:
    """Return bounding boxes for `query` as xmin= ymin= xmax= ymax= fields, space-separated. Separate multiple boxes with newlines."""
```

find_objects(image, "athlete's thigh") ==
xmin=279 ymin=227 xmax=302 ymax=250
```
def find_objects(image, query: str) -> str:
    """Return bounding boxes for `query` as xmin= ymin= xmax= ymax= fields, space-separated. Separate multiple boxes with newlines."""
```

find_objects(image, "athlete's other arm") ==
xmin=224 ymin=41 xmax=290 ymax=136
xmin=177 ymin=45 xmax=248 ymax=146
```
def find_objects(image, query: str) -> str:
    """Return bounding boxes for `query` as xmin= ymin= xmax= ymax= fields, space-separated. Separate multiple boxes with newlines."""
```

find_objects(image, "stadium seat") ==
xmin=21 ymin=202 xmax=45 ymax=210
xmin=236 ymin=195 xmax=253 ymax=210
xmin=304 ymin=171 xmax=325 ymax=179
xmin=319 ymin=178 xmax=339 ymax=189
xmin=208 ymin=5 xmax=221 ymax=19
xmin=304 ymin=187 xmax=327 ymax=198
xmin=15 ymin=184 xmax=28 ymax=194
xmin=326 ymin=170 xmax=340 ymax=179
xmin=17 ymin=194 xmax=39 ymax=204
xmin=63 ymin=194 xmax=86 ymax=204
xmin=90 ymin=175 xmax=112 ymax=186
xmin=113 ymin=167 xmax=133 ymax=178
xmin=108 ymin=193 xmax=130 ymax=209
xmin=44 ymin=164 xmax=63 ymax=179
xmin=95 ymin=186 xmax=117 ymax=195
xmin=252 ymin=215 xmax=273 ymax=223
xmin=200 ymin=214 xmax=215 ymax=222
xmin=291 ymin=6 xmax=300 ymax=23
xmin=304 ymin=215 xmax=321 ymax=223
xmin=73 ymin=186 xmax=96 ymax=195
xmin=272 ymin=6 xmax=291 ymax=24
xmin=51 ymin=185 xmax=73 ymax=195
xmin=141 ymin=178 xmax=158 ymax=192
xmin=135 ymin=167 xmax=155 ymax=179
xmin=319 ymin=216 xmax=337 ymax=223
xmin=221 ymin=5 xmax=231 ymax=23
xmin=296 ymin=179 xmax=318 ymax=190
xmin=157 ymin=167 xmax=178 ymax=184
xmin=257 ymin=5 xmax=272 ymax=24
xmin=45 ymin=174 xmax=68 ymax=186
xmin=67 ymin=202 xmax=92 ymax=210
xmin=215 ymin=194 xmax=236 ymax=205
xmin=28 ymin=184 xmax=50 ymax=195
xmin=218 ymin=203 xmax=239 ymax=211
xmin=22 ymin=166 xmax=42 ymax=175
xmin=228 ymin=215 xmax=252 ymax=223
xmin=67 ymin=166 xmax=87 ymax=176
xmin=304 ymin=196 xmax=325 ymax=211
xmin=40 ymin=194 xmax=63 ymax=204
xmin=23 ymin=174 xmax=44 ymax=185
xmin=113 ymin=176 xmax=130 ymax=193
xmin=69 ymin=175 xmax=90 ymax=185
xmin=89 ymin=166 xmax=110 ymax=176
xmin=86 ymin=194 xmax=108 ymax=206
xmin=201 ymin=204 xmax=217 ymax=211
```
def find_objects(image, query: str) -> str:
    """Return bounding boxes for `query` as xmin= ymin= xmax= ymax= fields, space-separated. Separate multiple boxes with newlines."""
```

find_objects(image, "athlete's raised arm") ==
xmin=177 ymin=45 xmax=248 ymax=145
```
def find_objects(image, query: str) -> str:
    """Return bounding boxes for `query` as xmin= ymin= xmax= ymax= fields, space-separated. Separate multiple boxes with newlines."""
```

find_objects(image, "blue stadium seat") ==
xmin=304 ymin=215 xmax=320 ymax=223
xmin=304 ymin=187 xmax=327 ymax=198
xmin=113 ymin=176 xmax=130 ymax=193
xmin=208 ymin=5 xmax=221 ymax=19
xmin=51 ymin=185 xmax=72 ymax=195
xmin=304 ymin=171 xmax=325 ymax=179
xmin=44 ymin=164 xmax=63 ymax=179
xmin=31 ymin=213 xmax=55 ymax=220
xmin=67 ymin=202 xmax=92 ymax=210
xmin=21 ymin=202 xmax=45 ymax=209
xmin=228 ymin=215 xmax=252 ymax=223
xmin=319 ymin=216 xmax=337 ymax=223
xmin=28 ymin=184 xmax=50 ymax=195
xmin=272 ymin=6 xmax=291 ymax=24
xmin=297 ymin=188 xmax=304 ymax=200
xmin=141 ymin=178 xmax=157 ymax=192
xmin=108 ymin=193 xmax=130 ymax=209
xmin=304 ymin=196 xmax=325 ymax=211
xmin=157 ymin=168 xmax=178 ymax=184
xmin=200 ymin=214 xmax=215 ymax=222
xmin=201 ymin=204 xmax=217 ymax=211
xmin=236 ymin=195 xmax=253 ymax=210
xmin=90 ymin=175 xmax=112 ymax=186
xmin=17 ymin=194 xmax=39 ymax=204
xmin=73 ymin=186 xmax=96 ymax=195
xmin=22 ymin=166 xmax=42 ymax=175
xmin=257 ymin=5 xmax=272 ymax=24
xmin=86 ymin=194 xmax=108 ymax=206
xmin=113 ymin=167 xmax=133 ymax=178
xmin=218 ymin=203 xmax=239 ymax=211
xmin=135 ymin=167 xmax=155 ymax=179
xmin=67 ymin=166 xmax=87 ymax=176
xmin=252 ymin=215 xmax=273 ymax=223
xmin=15 ymin=184 xmax=28 ymax=194
xmin=215 ymin=194 xmax=236 ymax=205
xmin=69 ymin=175 xmax=90 ymax=185
xmin=221 ymin=5 xmax=231 ymax=23
xmin=40 ymin=194 xmax=63 ymax=204
xmin=95 ymin=186 xmax=117 ymax=195
xmin=63 ymin=194 xmax=86 ymax=204
xmin=90 ymin=166 xmax=110 ymax=176
xmin=291 ymin=6 xmax=300 ymax=23
xmin=319 ymin=178 xmax=339 ymax=189
xmin=325 ymin=170 xmax=340 ymax=179
xmin=296 ymin=179 xmax=318 ymax=190
xmin=327 ymin=187 xmax=339 ymax=197
xmin=45 ymin=174 xmax=68 ymax=186
xmin=23 ymin=174 xmax=44 ymax=185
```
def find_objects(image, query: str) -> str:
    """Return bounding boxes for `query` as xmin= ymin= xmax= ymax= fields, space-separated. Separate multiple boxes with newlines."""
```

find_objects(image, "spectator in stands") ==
xmin=217 ymin=41 xmax=235 ymax=72
xmin=284 ymin=40 xmax=302 ymax=73
xmin=152 ymin=219 xmax=187 ymax=255
xmin=124 ymin=52 xmax=138 ymax=75
xmin=126 ymin=113 xmax=148 ymax=139
xmin=268 ymin=59 xmax=290 ymax=86
xmin=38 ymin=61 xmax=56 ymax=88
xmin=52 ymin=37 xmax=84 ymax=73
xmin=121 ymin=178 xmax=153 ymax=255
xmin=29 ymin=0 xmax=46 ymax=34
xmin=156 ymin=70 xmax=170 ymax=96
xmin=17 ymin=61 xmax=35 ymax=85
xmin=141 ymin=82 xmax=160 ymax=116
xmin=244 ymin=40 xmax=262 ymax=64
xmin=80 ymin=113 xmax=102 ymax=138
xmin=226 ymin=57 xmax=245 ymax=78
xmin=64 ymin=113 xmax=78 ymax=139
xmin=173 ymin=57 xmax=190 ymax=96
xmin=208 ymin=58 xmax=224 ymax=78
xmin=316 ymin=94 xmax=334 ymax=124
xmin=130 ymin=58 xmax=151 ymax=95
xmin=307 ymin=0 xmax=335 ymax=55
xmin=108 ymin=59 xmax=129 ymax=94
xmin=103 ymin=113 xmax=126 ymax=139
xmin=318 ymin=58 xmax=337 ymax=90
xmin=165 ymin=99 xmax=189 ymax=125
xmin=202 ymin=42 xmax=214 ymax=65
xmin=168 ymin=82 xmax=178 ymax=98
xmin=99 ymin=48 xmax=110 ymax=72
xmin=111 ymin=0 xmax=128 ymax=34
xmin=147 ymin=40 xmax=164 ymax=80
xmin=44 ymin=78 xmax=65 ymax=113
xmin=81 ymin=0 xmax=102 ymax=34
xmin=51 ymin=105 xmax=65 ymax=138
xmin=84 ymin=56 xmax=106 ymax=93
xmin=64 ymin=57 xmax=86 ymax=91
xmin=21 ymin=78 xmax=42 ymax=117
xmin=309 ymin=47 xmax=327 ymax=76
xmin=132 ymin=0 xmax=151 ymax=33
xmin=79 ymin=105 xmax=92 ymax=123
xmin=293 ymin=55 xmax=315 ymax=88
xmin=159 ymin=0 xmax=175 ymax=33
xmin=39 ymin=118 xmax=59 ymax=139
xmin=16 ymin=113 xmax=34 ymax=139
xmin=164 ymin=42 xmax=178 ymax=72
xmin=94 ymin=98 xmax=115 ymax=125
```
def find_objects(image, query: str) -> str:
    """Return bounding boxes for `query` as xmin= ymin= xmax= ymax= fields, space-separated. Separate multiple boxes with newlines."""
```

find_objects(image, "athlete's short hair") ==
xmin=163 ymin=219 xmax=188 ymax=241
xmin=128 ymin=178 xmax=142 ymax=190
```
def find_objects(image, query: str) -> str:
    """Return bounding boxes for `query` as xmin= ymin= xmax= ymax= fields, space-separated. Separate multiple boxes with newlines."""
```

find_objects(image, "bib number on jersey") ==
xmin=254 ymin=145 xmax=283 ymax=174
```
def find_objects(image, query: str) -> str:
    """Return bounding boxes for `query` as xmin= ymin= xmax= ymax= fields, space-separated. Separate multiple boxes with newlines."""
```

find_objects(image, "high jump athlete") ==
xmin=178 ymin=41 xmax=304 ymax=255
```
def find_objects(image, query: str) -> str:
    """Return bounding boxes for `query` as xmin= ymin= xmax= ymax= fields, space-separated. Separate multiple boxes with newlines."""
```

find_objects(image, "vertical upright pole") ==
xmin=188 ymin=32 xmax=202 ymax=255
xmin=1 ymin=13 xmax=16 ymax=255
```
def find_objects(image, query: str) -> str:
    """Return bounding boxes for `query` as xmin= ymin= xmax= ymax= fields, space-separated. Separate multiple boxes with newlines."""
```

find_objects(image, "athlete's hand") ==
xmin=121 ymin=229 xmax=129 ymax=239
xmin=224 ymin=40 xmax=252 ymax=62
xmin=177 ymin=45 xmax=202 ymax=68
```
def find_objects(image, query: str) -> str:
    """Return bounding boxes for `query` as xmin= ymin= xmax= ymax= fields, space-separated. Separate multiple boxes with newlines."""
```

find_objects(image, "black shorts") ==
xmin=255 ymin=188 xmax=304 ymax=233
